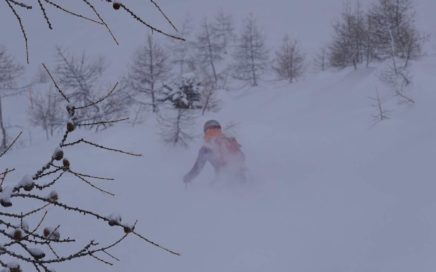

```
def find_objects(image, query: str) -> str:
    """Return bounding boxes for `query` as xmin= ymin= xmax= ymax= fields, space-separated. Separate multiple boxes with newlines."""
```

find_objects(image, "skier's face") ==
xmin=204 ymin=127 xmax=222 ymax=140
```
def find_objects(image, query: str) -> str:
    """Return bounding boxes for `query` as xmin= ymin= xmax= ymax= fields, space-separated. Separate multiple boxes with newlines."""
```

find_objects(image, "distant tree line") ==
xmin=326 ymin=0 xmax=424 ymax=70
xmin=122 ymin=11 xmax=305 ymax=146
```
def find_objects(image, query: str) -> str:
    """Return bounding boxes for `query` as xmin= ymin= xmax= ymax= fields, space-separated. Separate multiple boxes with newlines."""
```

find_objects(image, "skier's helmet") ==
xmin=203 ymin=120 xmax=221 ymax=133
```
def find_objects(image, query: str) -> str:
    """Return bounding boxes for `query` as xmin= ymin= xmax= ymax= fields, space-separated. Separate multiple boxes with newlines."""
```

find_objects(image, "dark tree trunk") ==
xmin=0 ymin=97 xmax=7 ymax=150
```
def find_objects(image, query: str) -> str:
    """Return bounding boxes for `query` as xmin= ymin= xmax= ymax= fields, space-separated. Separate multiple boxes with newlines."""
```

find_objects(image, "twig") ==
xmin=0 ymin=131 xmax=22 ymax=158
xmin=0 ymin=211 xmax=23 ymax=218
xmin=33 ymin=158 xmax=55 ymax=180
xmin=70 ymin=170 xmax=114 ymax=181
xmin=5 ymin=0 xmax=29 ymax=63
xmin=0 ymin=168 xmax=15 ymax=187
xmin=61 ymin=138 xmax=142 ymax=157
xmin=88 ymin=234 xmax=128 ymax=257
xmin=32 ymin=168 xmax=62 ymax=181
xmin=37 ymin=0 xmax=52 ymax=29
xmin=395 ymin=90 xmax=415 ymax=104
xmin=90 ymin=253 xmax=114 ymax=266
xmin=133 ymin=231 xmax=181 ymax=256
xmin=81 ymin=0 xmax=119 ymax=45
xmin=48 ymin=243 xmax=60 ymax=259
xmin=102 ymin=249 xmax=120 ymax=262
xmin=60 ymin=129 xmax=71 ymax=147
xmin=34 ymin=171 xmax=65 ymax=191
xmin=149 ymin=0 xmax=179 ymax=32
xmin=0 ymin=220 xmax=75 ymax=244
xmin=68 ymin=170 xmax=115 ymax=197
xmin=117 ymin=3 xmax=184 ymax=41
xmin=44 ymin=0 xmax=103 ymax=25
xmin=22 ymin=203 xmax=50 ymax=218
xmin=11 ymin=193 xmax=112 ymax=221
xmin=1 ymin=211 xmax=50 ymax=249
xmin=75 ymin=82 xmax=119 ymax=110
xmin=42 ymin=63 xmax=70 ymax=103
xmin=77 ymin=117 xmax=129 ymax=127
xmin=8 ymin=0 xmax=32 ymax=9
xmin=32 ymin=211 xmax=48 ymax=233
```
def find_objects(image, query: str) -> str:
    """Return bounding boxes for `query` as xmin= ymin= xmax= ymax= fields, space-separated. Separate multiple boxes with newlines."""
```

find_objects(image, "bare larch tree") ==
xmin=368 ymin=0 xmax=423 ymax=65
xmin=232 ymin=14 xmax=269 ymax=87
xmin=0 ymin=47 xmax=23 ymax=151
xmin=54 ymin=48 xmax=129 ymax=130
xmin=195 ymin=18 xmax=226 ymax=86
xmin=369 ymin=0 xmax=421 ymax=104
xmin=273 ymin=35 xmax=305 ymax=83
xmin=313 ymin=46 xmax=328 ymax=72
xmin=127 ymin=34 xmax=170 ymax=113
xmin=28 ymin=87 xmax=64 ymax=139
xmin=328 ymin=0 xmax=423 ymax=70
xmin=158 ymin=108 xmax=196 ymax=147
xmin=369 ymin=88 xmax=390 ymax=123
xmin=210 ymin=10 xmax=236 ymax=55
xmin=168 ymin=18 xmax=197 ymax=75
xmin=328 ymin=1 xmax=368 ymax=69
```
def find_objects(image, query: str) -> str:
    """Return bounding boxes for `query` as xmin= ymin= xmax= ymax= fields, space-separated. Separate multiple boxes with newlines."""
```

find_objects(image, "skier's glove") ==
xmin=183 ymin=173 xmax=192 ymax=184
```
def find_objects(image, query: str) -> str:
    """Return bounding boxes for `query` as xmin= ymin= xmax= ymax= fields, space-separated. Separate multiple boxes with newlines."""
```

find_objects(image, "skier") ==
xmin=183 ymin=120 xmax=246 ymax=184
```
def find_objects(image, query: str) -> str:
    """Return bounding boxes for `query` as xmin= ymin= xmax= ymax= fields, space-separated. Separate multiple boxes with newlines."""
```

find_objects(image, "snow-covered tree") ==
xmin=273 ymin=35 xmax=305 ymax=82
xmin=157 ymin=73 xmax=203 ymax=146
xmin=160 ymin=73 xmax=202 ymax=110
xmin=232 ymin=14 xmax=269 ymax=86
xmin=127 ymin=34 xmax=170 ymax=113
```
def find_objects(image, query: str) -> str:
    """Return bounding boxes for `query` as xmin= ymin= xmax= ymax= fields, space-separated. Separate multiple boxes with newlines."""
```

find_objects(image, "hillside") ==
xmin=3 ymin=54 xmax=436 ymax=271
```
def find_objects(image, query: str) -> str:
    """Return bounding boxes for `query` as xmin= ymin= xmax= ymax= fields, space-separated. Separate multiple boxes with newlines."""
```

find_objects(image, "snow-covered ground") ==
xmin=1 ymin=1 xmax=436 ymax=271
xmin=4 ymin=56 xmax=436 ymax=271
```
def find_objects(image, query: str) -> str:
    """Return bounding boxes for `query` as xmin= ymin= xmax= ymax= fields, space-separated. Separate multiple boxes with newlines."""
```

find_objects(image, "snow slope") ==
xmin=4 ymin=55 xmax=436 ymax=272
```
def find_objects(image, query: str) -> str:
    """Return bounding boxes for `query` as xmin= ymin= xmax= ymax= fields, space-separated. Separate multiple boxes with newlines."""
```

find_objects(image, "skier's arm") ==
xmin=183 ymin=146 xmax=209 ymax=183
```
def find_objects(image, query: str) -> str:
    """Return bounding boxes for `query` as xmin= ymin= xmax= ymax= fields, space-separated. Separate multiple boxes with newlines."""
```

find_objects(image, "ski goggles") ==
xmin=205 ymin=125 xmax=221 ymax=131
xmin=204 ymin=126 xmax=222 ymax=139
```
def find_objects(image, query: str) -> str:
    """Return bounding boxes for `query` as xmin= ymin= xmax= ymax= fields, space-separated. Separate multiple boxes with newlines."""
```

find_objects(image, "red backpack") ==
xmin=213 ymin=136 xmax=243 ymax=166
xmin=222 ymin=136 xmax=241 ymax=154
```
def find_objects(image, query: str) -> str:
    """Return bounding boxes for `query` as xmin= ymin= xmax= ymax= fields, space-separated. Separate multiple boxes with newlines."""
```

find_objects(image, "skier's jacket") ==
xmin=184 ymin=132 xmax=245 ymax=182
